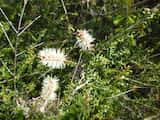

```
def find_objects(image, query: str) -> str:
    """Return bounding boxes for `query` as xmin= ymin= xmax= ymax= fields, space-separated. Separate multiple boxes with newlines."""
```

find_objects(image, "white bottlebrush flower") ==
xmin=41 ymin=76 xmax=59 ymax=101
xmin=38 ymin=48 xmax=66 ymax=69
xmin=76 ymin=29 xmax=95 ymax=50
xmin=39 ymin=76 xmax=59 ymax=113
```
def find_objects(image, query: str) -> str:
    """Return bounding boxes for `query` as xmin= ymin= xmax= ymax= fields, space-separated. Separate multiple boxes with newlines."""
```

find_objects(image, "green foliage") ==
xmin=0 ymin=0 xmax=160 ymax=120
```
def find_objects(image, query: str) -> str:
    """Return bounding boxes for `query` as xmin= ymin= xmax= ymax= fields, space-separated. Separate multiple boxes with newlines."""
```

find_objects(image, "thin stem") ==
xmin=72 ymin=80 xmax=89 ymax=95
xmin=38 ymin=68 xmax=53 ymax=79
xmin=60 ymin=0 xmax=70 ymax=22
xmin=66 ymin=43 xmax=77 ymax=55
xmin=18 ymin=0 xmax=28 ymax=31
xmin=0 ymin=8 xmax=18 ymax=33
xmin=71 ymin=53 xmax=82 ymax=80
xmin=106 ymin=89 xmax=134 ymax=99
xmin=149 ymin=53 xmax=160 ymax=58
xmin=17 ymin=15 xmax=41 ymax=37
xmin=0 ymin=59 xmax=14 ymax=76
xmin=60 ymin=0 xmax=68 ymax=15
xmin=0 ymin=78 xmax=14 ymax=84
xmin=14 ymin=41 xmax=17 ymax=96
xmin=106 ymin=87 xmax=149 ymax=99
xmin=16 ymin=42 xmax=44 ymax=57
xmin=0 ymin=22 xmax=15 ymax=50
xmin=124 ymin=77 xmax=157 ymax=87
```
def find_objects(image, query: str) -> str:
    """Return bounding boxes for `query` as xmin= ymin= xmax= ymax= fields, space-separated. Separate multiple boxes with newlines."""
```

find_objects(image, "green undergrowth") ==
xmin=0 ymin=0 xmax=160 ymax=120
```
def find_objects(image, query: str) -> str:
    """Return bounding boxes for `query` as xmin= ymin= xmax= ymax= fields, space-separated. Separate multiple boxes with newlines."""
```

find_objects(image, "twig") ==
xmin=17 ymin=15 xmax=41 ymax=37
xmin=123 ymin=77 xmax=156 ymax=87
xmin=0 ymin=22 xmax=14 ymax=50
xmin=149 ymin=53 xmax=160 ymax=58
xmin=106 ymin=89 xmax=134 ymax=99
xmin=72 ymin=80 xmax=89 ymax=95
xmin=0 ymin=72 xmax=40 ymax=84
xmin=60 ymin=0 xmax=68 ymax=15
xmin=0 ymin=8 xmax=18 ymax=33
xmin=20 ymin=72 xmax=40 ymax=79
xmin=0 ymin=78 xmax=14 ymax=84
xmin=106 ymin=87 xmax=150 ymax=99
xmin=16 ymin=42 xmax=44 ymax=57
xmin=0 ymin=59 xmax=14 ymax=76
xmin=60 ymin=0 xmax=70 ymax=22
xmin=18 ymin=0 xmax=28 ymax=31
xmin=38 ymin=68 xmax=53 ymax=79
xmin=71 ymin=53 xmax=82 ymax=80
xmin=13 ymin=41 xmax=17 ymax=96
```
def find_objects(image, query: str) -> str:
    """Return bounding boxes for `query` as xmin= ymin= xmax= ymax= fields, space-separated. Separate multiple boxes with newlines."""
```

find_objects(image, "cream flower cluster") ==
xmin=39 ymin=76 xmax=59 ymax=112
xmin=76 ymin=29 xmax=95 ymax=50
xmin=16 ymin=76 xmax=59 ymax=113
xmin=38 ymin=48 xmax=66 ymax=69
xmin=41 ymin=76 xmax=59 ymax=101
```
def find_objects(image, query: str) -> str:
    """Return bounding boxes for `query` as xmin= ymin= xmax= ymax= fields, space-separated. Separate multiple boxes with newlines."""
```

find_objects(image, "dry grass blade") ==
xmin=17 ymin=15 xmax=41 ymax=37
xmin=0 ymin=8 xmax=18 ymax=33
xmin=0 ymin=22 xmax=15 ymax=50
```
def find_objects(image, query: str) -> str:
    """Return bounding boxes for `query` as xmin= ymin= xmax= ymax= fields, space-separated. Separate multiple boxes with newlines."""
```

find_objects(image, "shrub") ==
xmin=0 ymin=0 xmax=160 ymax=120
